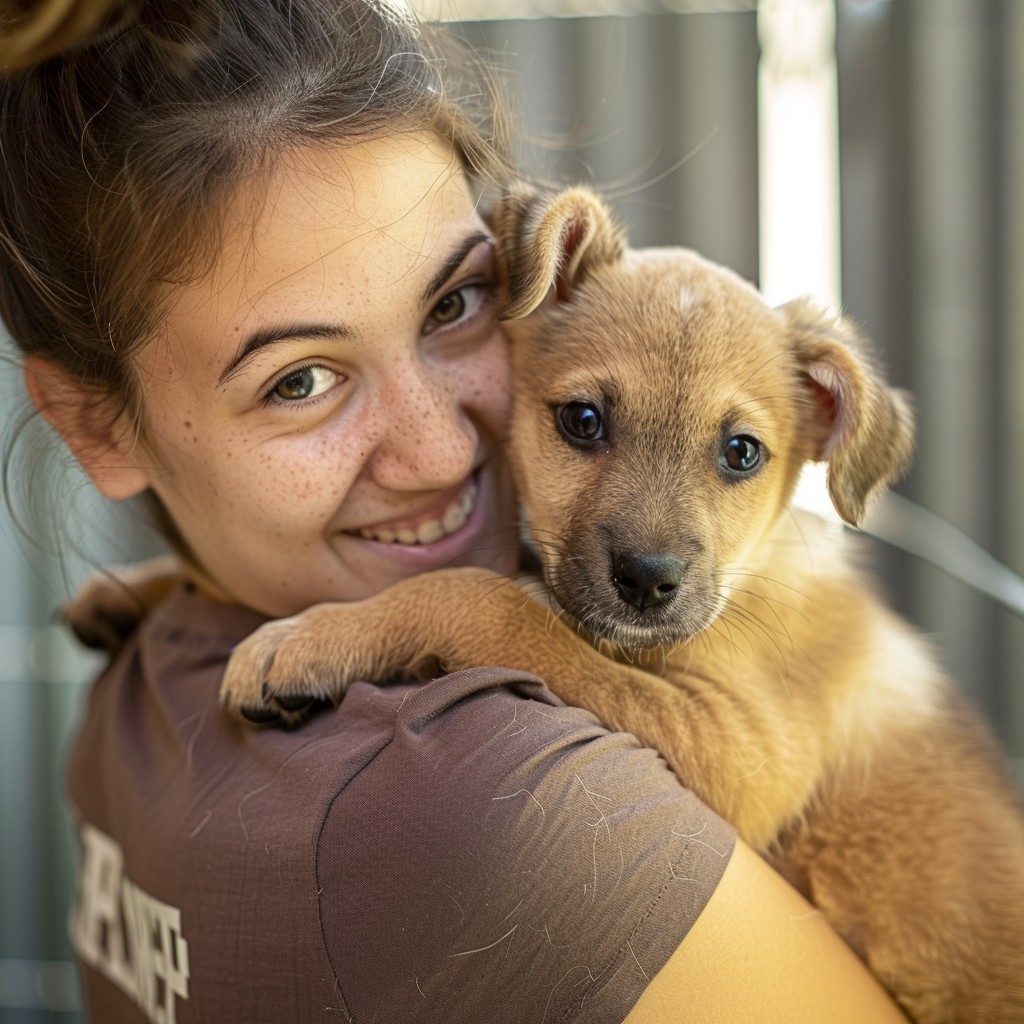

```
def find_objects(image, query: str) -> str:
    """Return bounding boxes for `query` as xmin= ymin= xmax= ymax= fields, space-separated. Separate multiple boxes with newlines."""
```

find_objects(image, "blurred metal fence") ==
xmin=1 ymin=1 xmax=1021 ymax=1019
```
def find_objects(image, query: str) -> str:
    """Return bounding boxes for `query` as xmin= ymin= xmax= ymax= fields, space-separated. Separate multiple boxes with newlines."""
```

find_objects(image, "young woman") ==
xmin=1 ymin=1 xmax=906 ymax=1020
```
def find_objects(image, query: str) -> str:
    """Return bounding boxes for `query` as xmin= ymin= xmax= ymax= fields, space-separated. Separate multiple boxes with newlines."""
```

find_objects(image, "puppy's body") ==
xmin=222 ymin=190 xmax=1024 ymax=1022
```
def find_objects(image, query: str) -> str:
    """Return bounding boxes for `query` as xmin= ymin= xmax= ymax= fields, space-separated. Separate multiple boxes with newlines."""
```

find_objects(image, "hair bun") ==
xmin=0 ymin=0 xmax=137 ymax=72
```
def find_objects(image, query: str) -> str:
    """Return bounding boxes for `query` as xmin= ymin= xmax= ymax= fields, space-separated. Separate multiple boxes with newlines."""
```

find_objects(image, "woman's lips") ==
xmin=353 ymin=477 xmax=478 ymax=546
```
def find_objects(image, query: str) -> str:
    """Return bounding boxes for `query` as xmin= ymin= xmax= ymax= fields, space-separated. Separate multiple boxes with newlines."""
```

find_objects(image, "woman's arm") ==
xmin=626 ymin=839 xmax=907 ymax=1023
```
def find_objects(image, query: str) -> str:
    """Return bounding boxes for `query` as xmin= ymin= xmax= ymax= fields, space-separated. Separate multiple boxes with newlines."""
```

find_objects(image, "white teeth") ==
xmin=416 ymin=520 xmax=445 ymax=544
xmin=441 ymin=500 xmax=466 ymax=534
xmin=360 ymin=527 xmax=396 ymax=543
xmin=358 ymin=480 xmax=477 ymax=546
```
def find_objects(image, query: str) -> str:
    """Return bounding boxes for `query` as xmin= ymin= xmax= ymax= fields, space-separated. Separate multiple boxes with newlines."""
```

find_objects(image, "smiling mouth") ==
xmin=356 ymin=478 xmax=478 ymax=546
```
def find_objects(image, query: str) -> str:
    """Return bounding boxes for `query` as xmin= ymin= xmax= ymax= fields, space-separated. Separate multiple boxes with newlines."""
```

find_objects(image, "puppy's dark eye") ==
xmin=721 ymin=435 xmax=762 ymax=474
xmin=557 ymin=401 xmax=604 ymax=443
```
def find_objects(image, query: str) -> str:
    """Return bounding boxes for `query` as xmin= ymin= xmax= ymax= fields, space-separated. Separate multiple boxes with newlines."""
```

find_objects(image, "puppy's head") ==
xmin=495 ymin=185 xmax=914 ymax=649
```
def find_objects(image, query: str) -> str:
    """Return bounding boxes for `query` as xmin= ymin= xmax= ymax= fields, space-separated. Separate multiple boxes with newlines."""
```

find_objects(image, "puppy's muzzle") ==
xmin=611 ymin=551 xmax=685 ymax=611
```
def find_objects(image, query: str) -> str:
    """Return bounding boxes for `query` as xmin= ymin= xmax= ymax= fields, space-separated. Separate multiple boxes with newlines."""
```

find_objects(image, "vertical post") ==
xmin=1001 ymin=1 xmax=1024 ymax=780
xmin=757 ymin=0 xmax=841 ymax=309
xmin=758 ymin=0 xmax=842 ymax=519
xmin=905 ymin=0 xmax=994 ymax=709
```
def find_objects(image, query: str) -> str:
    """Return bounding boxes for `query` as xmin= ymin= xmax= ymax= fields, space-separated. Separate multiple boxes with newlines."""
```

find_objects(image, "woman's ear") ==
xmin=23 ymin=356 xmax=151 ymax=501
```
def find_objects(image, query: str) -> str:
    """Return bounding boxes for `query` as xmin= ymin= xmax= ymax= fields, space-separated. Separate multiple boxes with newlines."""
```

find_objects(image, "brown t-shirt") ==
xmin=65 ymin=588 xmax=735 ymax=1023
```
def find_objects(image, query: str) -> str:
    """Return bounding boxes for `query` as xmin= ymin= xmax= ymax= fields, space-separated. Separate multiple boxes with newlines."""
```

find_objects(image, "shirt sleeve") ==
xmin=316 ymin=667 xmax=736 ymax=1024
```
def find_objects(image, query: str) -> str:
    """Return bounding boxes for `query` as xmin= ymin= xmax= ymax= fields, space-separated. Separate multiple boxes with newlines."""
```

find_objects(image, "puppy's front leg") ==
xmin=219 ymin=567 xmax=806 ymax=845
xmin=220 ymin=567 xmax=550 ymax=726
xmin=219 ymin=565 xmax=673 ymax=732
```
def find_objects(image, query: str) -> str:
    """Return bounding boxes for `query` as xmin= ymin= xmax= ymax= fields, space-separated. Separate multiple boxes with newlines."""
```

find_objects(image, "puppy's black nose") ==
xmin=612 ymin=552 xmax=684 ymax=610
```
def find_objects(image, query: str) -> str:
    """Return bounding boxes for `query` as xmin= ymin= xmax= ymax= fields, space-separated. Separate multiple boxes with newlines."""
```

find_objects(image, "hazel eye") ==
xmin=557 ymin=401 xmax=604 ymax=443
xmin=430 ymin=289 xmax=466 ymax=326
xmin=424 ymin=284 xmax=493 ymax=336
xmin=722 ymin=435 xmax=762 ymax=474
xmin=268 ymin=365 xmax=340 ymax=403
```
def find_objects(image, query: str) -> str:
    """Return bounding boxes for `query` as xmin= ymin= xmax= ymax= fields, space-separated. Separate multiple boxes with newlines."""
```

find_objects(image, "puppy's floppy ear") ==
xmin=491 ymin=183 xmax=626 ymax=320
xmin=783 ymin=297 xmax=915 ymax=526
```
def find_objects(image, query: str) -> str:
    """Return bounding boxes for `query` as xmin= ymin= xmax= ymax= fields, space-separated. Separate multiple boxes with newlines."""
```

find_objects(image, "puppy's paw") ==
xmin=62 ymin=556 xmax=183 ymax=654
xmin=63 ymin=575 xmax=147 ymax=654
xmin=220 ymin=610 xmax=358 ymax=728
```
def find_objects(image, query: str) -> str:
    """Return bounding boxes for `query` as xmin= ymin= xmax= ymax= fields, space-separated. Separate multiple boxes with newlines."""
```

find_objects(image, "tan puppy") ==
xmin=219 ymin=186 xmax=1024 ymax=1023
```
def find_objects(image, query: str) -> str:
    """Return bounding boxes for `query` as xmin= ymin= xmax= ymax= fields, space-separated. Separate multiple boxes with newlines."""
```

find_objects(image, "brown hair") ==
xmin=0 ymin=0 xmax=514 ymax=432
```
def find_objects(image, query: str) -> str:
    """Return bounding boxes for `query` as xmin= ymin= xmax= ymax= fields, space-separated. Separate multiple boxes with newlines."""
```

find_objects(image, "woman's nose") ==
xmin=366 ymin=364 xmax=476 ymax=490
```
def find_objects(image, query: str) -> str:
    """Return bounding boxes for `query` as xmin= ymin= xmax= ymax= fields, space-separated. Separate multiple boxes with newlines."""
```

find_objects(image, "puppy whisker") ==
xmin=717 ymin=604 xmax=794 ymax=679
xmin=718 ymin=582 xmax=812 ymax=633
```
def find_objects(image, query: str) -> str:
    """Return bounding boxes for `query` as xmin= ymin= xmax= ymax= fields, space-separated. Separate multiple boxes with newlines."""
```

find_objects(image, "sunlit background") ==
xmin=2 ymin=0 xmax=1022 ymax=1018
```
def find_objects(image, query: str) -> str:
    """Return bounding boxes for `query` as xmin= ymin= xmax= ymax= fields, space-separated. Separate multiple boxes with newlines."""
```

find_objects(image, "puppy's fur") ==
xmin=220 ymin=187 xmax=1024 ymax=1022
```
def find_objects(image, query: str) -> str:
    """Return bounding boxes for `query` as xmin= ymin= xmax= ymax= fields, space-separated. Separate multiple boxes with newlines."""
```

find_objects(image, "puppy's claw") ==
xmin=239 ymin=704 xmax=283 ymax=726
xmin=235 ymin=691 xmax=331 ymax=729
xmin=276 ymin=693 xmax=319 ymax=713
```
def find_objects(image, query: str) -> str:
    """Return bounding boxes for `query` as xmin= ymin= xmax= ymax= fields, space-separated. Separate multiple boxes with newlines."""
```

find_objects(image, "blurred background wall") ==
xmin=1 ymin=0 xmax=1021 ymax=1019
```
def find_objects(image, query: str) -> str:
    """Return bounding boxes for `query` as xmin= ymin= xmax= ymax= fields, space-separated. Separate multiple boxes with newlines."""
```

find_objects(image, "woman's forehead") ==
xmin=219 ymin=134 xmax=475 ymax=276
xmin=206 ymin=137 xmax=479 ymax=303
xmin=144 ymin=134 xmax=483 ymax=379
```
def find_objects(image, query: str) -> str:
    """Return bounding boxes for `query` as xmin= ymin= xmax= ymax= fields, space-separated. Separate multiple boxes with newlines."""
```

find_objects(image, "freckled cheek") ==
xmin=242 ymin=435 xmax=367 ymax=522
xmin=456 ymin=343 xmax=514 ymax=437
xmin=142 ymin=401 xmax=210 ymax=466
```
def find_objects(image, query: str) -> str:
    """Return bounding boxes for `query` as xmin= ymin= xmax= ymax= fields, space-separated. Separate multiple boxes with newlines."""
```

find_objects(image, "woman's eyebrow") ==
xmin=218 ymin=322 xmax=353 ymax=387
xmin=419 ymin=231 xmax=493 ymax=305
xmin=217 ymin=231 xmax=493 ymax=388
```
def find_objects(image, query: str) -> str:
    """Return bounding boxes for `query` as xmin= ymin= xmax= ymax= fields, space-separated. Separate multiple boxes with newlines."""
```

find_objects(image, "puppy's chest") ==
xmin=661 ymin=570 xmax=880 ymax=701
xmin=657 ymin=576 xmax=940 ymax=764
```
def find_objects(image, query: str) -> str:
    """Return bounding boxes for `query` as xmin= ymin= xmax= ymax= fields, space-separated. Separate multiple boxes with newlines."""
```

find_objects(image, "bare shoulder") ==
xmin=624 ymin=840 xmax=907 ymax=1023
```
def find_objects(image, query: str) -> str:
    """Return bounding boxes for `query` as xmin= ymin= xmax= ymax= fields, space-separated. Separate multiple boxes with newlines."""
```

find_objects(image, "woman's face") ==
xmin=132 ymin=133 xmax=518 ymax=617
